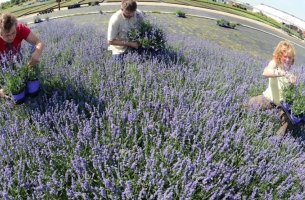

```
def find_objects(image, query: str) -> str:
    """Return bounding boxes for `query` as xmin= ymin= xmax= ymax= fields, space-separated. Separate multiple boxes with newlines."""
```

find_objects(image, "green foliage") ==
xmin=283 ymin=83 xmax=305 ymax=117
xmin=291 ymin=83 xmax=305 ymax=117
xmin=88 ymin=1 xmax=99 ymax=6
xmin=2 ymin=65 xmax=40 ymax=95
xmin=0 ymin=1 xmax=12 ymax=9
xmin=292 ymin=97 xmax=305 ymax=117
xmin=176 ymin=10 xmax=186 ymax=18
xmin=281 ymin=25 xmax=304 ymax=40
xmin=10 ymin=0 xmax=20 ymax=5
xmin=0 ymin=71 xmax=5 ymax=87
xmin=282 ymin=85 xmax=296 ymax=104
xmin=4 ymin=72 xmax=25 ymax=95
xmin=247 ymin=84 xmax=265 ymax=97
xmin=217 ymin=18 xmax=237 ymax=29
xmin=281 ymin=25 xmax=293 ymax=35
xmin=127 ymin=20 xmax=166 ymax=51
xmin=26 ymin=65 xmax=41 ymax=81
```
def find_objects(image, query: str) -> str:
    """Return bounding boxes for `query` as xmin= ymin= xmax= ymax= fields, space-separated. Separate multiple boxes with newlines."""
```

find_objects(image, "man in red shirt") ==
xmin=0 ymin=13 xmax=44 ymax=99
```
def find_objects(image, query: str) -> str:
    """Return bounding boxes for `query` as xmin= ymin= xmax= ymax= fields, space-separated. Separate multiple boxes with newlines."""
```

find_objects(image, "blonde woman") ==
xmin=249 ymin=41 xmax=297 ymax=135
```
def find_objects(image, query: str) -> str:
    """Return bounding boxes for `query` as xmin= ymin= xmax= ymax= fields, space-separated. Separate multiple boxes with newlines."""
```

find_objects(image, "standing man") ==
xmin=0 ymin=13 xmax=44 ymax=99
xmin=107 ymin=0 xmax=143 ymax=60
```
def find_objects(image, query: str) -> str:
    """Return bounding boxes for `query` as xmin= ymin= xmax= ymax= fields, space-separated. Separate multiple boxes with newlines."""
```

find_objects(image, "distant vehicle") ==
xmin=68 ymin=3 xmax=81 ymax=9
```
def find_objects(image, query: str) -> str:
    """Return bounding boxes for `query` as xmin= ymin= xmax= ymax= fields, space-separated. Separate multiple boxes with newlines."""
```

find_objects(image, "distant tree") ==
xmin=56 ymin=0 xmax=61 ymax=10
xmin=2 ymin=2 xmax=11 ymax=9
xmin=10 ymin=0 xmax=20 ymax=5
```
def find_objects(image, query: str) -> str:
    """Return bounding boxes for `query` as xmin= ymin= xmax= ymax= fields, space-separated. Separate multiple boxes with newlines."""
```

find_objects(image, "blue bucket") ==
xmin=12 ymin=90 xmax=26 ymax=104
xmin=26 ymin=80 xmax=40 ymax=95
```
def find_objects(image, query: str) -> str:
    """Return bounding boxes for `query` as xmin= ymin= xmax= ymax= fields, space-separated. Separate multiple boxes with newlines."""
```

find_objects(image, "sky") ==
xmin=0 ymin=0 xmax=10 ymax=3
xmin=240 ymin=0 xmax=305 ymax=21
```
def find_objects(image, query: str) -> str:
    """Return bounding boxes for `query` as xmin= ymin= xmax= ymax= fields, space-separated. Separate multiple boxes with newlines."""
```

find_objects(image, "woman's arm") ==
xmin=262 ymin=60 xmax=286 ymax=78
xmin=262 ymin=60 xmax=296 ymax=84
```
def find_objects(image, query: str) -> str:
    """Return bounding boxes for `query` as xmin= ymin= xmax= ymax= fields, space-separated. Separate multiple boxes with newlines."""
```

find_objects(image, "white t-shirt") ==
xmin=107 ymin=9 xmax=143 ymax=55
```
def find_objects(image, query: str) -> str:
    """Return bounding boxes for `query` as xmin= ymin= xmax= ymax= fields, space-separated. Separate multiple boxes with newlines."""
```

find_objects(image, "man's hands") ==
xmin=28 ymin=50 xmax=40 ymax=66
xmin=108 ymin=39 xmax=140 ymax=49
xmin=0 ymin=89 xmax=11 ymax=100
xmin=25 ymin=32 xmax=44 ymax=66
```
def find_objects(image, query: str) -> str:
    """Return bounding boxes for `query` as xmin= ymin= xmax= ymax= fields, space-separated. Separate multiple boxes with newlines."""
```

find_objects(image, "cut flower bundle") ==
xmin=1 ymin=64 xmax=41 ymax=103
xmin=282 ymin=83 xmax=305 ymax=124
xmin=127 ymin=20 xmax=166 ymax=52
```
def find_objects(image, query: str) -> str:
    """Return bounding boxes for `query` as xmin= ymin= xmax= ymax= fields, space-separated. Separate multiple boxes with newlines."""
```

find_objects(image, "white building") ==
xmin=253 ymin=4 xmax=305 ymax=32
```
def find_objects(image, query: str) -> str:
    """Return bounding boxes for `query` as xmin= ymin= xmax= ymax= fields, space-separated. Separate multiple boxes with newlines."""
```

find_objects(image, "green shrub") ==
xmin=247 ymin=84 xmax=266 ymax=97
xmin=282 ymin=85 xmax=296 ymax=104
xmin=5 ymin=73 xmax=25 ymax=95
xmin=281 ymin=25 xmax=292 ymax=35
xmin=176 ymin=10 xmax=186 ymax=18
xmin=291 ymin=97 xmax=305 ymax=116
xmin=217 ymin=18 xmax=237 ymax=29
xmin=283 ymin=83 xmax=305 ymax=116
xmin=26 ymin=65 xmax=41 ymax=81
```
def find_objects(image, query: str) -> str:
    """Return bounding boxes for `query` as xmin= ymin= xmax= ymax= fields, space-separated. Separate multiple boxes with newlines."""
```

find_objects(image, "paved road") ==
xmin=19 ymin=2 xmax=305 ymax=65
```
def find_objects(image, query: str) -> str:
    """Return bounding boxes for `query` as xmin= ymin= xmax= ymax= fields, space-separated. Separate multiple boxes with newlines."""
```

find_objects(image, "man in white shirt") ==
xmin=107 ymin=0 xmax=143 ymax=60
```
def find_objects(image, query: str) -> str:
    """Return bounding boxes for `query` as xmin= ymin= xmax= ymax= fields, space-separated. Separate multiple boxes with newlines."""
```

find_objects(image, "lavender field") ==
xmin=1 ymin=18 xmax=305 ymax=199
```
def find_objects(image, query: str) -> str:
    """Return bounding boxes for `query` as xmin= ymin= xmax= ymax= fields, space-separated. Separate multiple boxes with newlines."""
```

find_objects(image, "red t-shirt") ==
xmin=0 ymin=23 xmax=31 ymax=55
